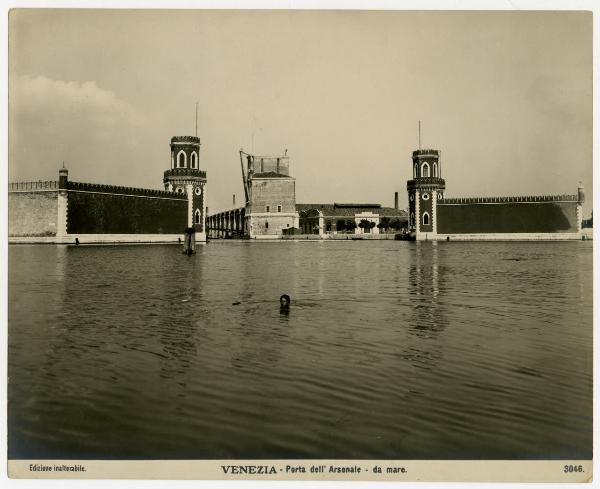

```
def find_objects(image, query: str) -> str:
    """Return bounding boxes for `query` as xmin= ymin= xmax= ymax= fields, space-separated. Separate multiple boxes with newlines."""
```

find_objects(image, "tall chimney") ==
xmin=394 ymin=192 xmax=399 ymax=210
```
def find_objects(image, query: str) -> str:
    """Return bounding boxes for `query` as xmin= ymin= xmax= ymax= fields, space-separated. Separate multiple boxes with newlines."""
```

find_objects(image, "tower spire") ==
xmin=418 ymin=120 xmax=421 ymax=150
xmin=195 ymin=102 xmax=198 ymax=137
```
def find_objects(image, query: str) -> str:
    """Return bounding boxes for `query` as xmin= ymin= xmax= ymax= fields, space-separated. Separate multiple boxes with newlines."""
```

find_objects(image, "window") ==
xmin=421 ymin=162 xmax=430 ymax=177
xmin=177 ymin=150 xmax=187 ymax=168
xmin=195 ymin=209 xmax=201 ymax=224
xmin=423 ymin=212 xmax=430 ymax=226
xmin=266 ymin=205 xmax=270 ymax=213
xmin=277 ymin=205 xmax=282 ymax=213
xmin=433 ymin=162 xmax=438 ymax=177
xmin=265 ymin=221 xmax=269 ymax=229
xmin=194 ymin=186 xmax=202 ymax=196
xmin=191 ymin=152 xmax=198 ymax=169
xmin=414 ymin=163 xmax=418 ymax=178
xmin=410 ymin=212 xmax=415 ymax=226
xmin=422 ymin=192 xmax=430 ymax=200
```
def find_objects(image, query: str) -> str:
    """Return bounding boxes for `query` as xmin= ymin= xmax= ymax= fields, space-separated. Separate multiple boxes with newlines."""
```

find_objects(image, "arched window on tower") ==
xmin=410 ymin=212 xmax=415 ymax=226
xmin=433 ymin=162 xmax=438 ymax=177
xmin=421 ymin=162 xmax=430 ymax=178
xmin=177 ymin=150 xmax=187 ymax=168
xmin=414 ymin=163 xmax=418 ymax=178
xmin=195 ymin=209 xmax=201 ymax=224
xmin=423 ymin=212 xmax=430 ymax=226
xmin=191 ymin=151 xmax=198 ymax=170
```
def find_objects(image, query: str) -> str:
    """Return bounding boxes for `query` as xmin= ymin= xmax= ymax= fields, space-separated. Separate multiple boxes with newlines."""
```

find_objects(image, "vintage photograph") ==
xmin=6 ymin=7 xmax=593 ymax=482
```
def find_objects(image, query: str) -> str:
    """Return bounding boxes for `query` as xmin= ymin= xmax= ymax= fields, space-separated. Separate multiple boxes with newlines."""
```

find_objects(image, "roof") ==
xmin=251 ymin=172 xmax=291 ymax=178
xmin=333 ymin=203 xmax=381 ymax=208
xmin=297 ymin=203 xmax=407 ymax=218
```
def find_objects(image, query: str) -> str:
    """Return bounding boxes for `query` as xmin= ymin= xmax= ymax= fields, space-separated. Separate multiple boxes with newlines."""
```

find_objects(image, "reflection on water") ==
xmin=8 ymin=241 xmax=592 ymax=460
xmin=404 ymin=243 xmax=446 ymax=369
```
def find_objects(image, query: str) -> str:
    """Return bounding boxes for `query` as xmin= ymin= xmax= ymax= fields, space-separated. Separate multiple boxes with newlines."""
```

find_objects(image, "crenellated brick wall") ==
xmin=440 ymin=194 xmax=578 ymax=204
xmin=437 ymin=201 xmax=579 ymax=234
xmin=66 ymin=185 xmax=188 ymax=234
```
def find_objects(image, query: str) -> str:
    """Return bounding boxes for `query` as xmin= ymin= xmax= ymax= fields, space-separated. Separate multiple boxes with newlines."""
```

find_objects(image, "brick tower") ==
xmin=241 ymin=151 xmax=297 ymax=238
xmin=163 ymin=136 xmax=207 ymax=242
xmin=407 ymin=149 xmax=445 ymax=240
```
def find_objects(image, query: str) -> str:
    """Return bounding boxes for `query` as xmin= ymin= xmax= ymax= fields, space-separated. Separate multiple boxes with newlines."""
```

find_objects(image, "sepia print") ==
xmin=6 ymin=7 xmax=593 ymax=482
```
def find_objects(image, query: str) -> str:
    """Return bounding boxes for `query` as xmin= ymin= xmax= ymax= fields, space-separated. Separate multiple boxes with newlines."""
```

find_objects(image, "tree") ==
xmin=389 ymin=218 xmax=403 ymax=231
xmin=336 ymin=220 xmax=346 ymax=232
xmin=378 ymin=216 xmax=391 ymax=232
xmin=346 ymin=220 xmax=357 ymax=232
xmin=359 ymin=219 xmax=376 ymax=233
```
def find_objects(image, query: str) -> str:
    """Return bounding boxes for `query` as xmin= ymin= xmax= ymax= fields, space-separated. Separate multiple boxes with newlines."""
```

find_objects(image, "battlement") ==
xmin=412 ymin=149 xmax=440 ymax=157
xmin=439 ymin=194 xmax=579 ymax=204
xmin=9 ymin=181 xmax=59 ymax=191
xmin=164 ymin=168 xmax=207 ymax=180
xmin=68 ymin=181 xmax=187 ymax=199
xmin=407 ymin=177 xmax=446 ymax=191
xmin=171 ymin=136 xmax=200 ymax=144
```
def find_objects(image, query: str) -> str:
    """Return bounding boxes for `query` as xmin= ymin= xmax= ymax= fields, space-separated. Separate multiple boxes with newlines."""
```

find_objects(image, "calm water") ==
xmin=8 ymin=241 xmax=592 ymax=460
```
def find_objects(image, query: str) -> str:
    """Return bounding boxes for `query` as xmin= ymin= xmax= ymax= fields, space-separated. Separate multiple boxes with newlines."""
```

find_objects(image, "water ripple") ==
xmin=8 ymin=241 xmax=592 ymax=460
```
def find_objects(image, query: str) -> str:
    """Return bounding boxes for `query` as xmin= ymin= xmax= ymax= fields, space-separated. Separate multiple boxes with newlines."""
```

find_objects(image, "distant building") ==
xmin=296 ymin=203 xmax=406 ymax=235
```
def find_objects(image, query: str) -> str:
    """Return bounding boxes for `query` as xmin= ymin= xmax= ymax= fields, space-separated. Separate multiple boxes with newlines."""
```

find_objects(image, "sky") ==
xmin=8 ymin=9 xmax=593 ymax=215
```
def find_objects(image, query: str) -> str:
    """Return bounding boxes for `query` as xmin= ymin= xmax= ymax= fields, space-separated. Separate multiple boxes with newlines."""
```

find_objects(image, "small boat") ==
xmin=395 ymin=232 xmax=415 ymax=241
xmin=351 ymin=236 xmax=364 ymax=240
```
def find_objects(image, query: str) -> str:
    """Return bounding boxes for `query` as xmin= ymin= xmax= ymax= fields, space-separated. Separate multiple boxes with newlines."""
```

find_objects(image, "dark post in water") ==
xmin=183 ymin=227 xmax=195 ymax=255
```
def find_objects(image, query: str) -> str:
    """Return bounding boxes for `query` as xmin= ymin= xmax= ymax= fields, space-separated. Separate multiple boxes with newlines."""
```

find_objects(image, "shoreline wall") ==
xmin=8 ymin=234 xmax=184 ymax=244
xmin=436 ymin=199 xmax=579 ymax=235
xmin=67 ymin=181 xmax=188 ymax=235
xmin=8 ymin=179 xmax=190 ymax=239
xmin=8 ymin=182 xmax=59 ymax=237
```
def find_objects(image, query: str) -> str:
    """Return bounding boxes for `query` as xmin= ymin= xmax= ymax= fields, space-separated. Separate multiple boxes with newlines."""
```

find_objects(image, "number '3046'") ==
xmin=564 ymin=465 xmax=583 ymax=473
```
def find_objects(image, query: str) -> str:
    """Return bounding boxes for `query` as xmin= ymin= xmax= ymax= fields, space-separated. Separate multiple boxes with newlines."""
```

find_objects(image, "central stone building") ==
xmin=242 ymin=152 xmax=298 ymax=238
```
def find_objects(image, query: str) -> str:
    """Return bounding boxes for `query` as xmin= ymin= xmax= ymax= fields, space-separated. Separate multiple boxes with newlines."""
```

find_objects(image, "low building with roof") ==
xmin=296 ymin=203 xmax=407 ymax=236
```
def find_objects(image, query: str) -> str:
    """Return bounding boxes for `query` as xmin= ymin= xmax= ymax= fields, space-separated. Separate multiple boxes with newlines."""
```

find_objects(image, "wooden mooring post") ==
xmin=183 ymin=227 xmax=195 ymax=255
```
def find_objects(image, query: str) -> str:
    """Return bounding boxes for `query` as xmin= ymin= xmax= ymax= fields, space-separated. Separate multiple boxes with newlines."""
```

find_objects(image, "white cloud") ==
xmin=9 ymin=75 xmax=147 ymax=184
